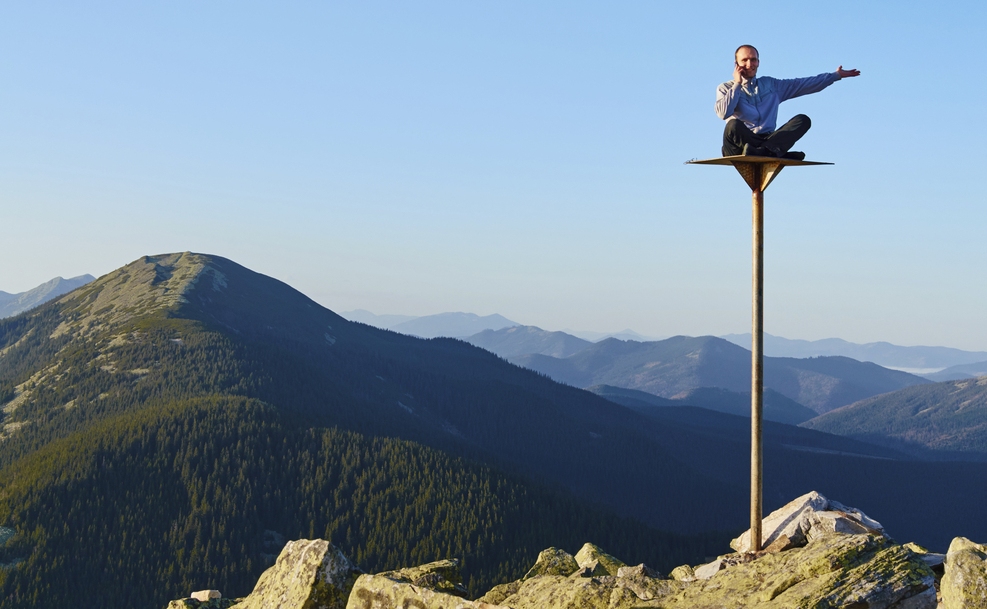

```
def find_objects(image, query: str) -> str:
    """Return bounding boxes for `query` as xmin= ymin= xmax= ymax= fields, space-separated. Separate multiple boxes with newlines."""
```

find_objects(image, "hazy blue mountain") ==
xmin=566 ymin=328 xmax=662 ymax=342
xmin=0 ymin=274 xmax=95 ymax=318
xmin=802 ymin=376 xmax=987 ymax=459
xmin=466 ymin=325 xmax=592 ymax=359
xmin=340 ymin=309 xmax=419 ymax=328
xmin=721 ymin=332 xmax=987 ymax=371
xmin=588 ymin=384 xmax=817 ymax=426
xmin=389 ymin=312 xmax=518 ymax=338
xmin=922 ymin=361 xmax=987 ymax=382
xmin=512 ymin=336 xmax=929 ymax=414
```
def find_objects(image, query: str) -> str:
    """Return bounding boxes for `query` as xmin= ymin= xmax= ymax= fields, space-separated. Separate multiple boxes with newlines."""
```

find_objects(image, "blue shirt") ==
xmin=715 ymin=72 xmax=840 ymax=134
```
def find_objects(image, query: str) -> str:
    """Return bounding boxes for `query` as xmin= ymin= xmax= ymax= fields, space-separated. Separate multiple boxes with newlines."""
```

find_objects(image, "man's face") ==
xmin=735 ymin=47 xmax=759 ymax=80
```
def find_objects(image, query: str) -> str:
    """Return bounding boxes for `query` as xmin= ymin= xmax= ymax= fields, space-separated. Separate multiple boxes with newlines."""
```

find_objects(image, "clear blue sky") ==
xmin=2 ymin=2 xmax=985 ymax=350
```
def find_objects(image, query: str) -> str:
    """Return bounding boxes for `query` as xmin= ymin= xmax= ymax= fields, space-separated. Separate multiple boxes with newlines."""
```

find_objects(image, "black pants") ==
xmin=722 ymin=114 xmax=811 ymax=156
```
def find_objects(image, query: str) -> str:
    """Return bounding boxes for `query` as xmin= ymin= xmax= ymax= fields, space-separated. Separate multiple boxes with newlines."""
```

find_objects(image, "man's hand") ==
xmin=836 ymin=65 xmax=861 ymax=78
xmin=733 ymin=62 xmax=744 ymax=84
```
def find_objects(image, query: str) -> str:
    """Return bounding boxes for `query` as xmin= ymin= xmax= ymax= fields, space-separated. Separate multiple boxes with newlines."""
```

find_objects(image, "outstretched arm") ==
xmin=835 ymin=66 xmax=861 ymax=79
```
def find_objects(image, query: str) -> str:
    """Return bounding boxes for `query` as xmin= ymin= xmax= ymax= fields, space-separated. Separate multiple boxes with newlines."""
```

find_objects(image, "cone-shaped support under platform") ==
xmin=687 ymin=155 xmax=833 ymax=193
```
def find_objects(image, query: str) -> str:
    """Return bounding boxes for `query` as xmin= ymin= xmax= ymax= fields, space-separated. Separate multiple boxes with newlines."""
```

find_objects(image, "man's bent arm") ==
xmin=715 ymin=81 xmax=742 ymax=120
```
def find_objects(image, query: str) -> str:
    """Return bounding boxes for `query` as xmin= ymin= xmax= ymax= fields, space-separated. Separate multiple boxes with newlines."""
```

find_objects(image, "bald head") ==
xmin=734 ymin=45 xmax=760 ymax=80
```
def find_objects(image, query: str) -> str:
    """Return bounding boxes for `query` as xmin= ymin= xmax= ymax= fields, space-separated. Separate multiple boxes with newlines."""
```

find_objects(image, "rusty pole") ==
xmin=750 ymin=184 xmax=764 ymax=553
xmin=686 ymin=155 xmax=831 ymax=555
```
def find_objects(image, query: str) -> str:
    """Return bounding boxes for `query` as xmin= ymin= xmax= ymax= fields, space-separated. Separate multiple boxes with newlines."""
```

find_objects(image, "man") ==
xmin=716 ymin=45 xmax=860 ymax=159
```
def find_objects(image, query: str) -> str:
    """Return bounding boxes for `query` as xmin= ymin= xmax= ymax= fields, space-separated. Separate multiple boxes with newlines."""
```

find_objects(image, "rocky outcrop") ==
xmin=344 ymin=558 xmax=494 ymax=609
xmin=166 ymin=598 xmax=237 ymax=609
xmin=941 ymin=536 xmax=987 ymax=609
xmin=165 ymin=493 xmax=984 ymax=609
xmin=231 ymin=539 xmax=361 ymax=609
xmin=472 ymin=534 xmax=934 ymax=609
xmin=730 ymin=490 xmax=885 ymax=553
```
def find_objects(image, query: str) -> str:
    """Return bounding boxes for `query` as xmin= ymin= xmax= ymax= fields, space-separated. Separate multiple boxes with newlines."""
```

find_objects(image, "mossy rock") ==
xmin=574 ymin=543 xmax=626 ymax=576
xmin=941 ymin=537 xmax=987 ymax=609
xmin=523 ymin=547 xmax=579 ymax=579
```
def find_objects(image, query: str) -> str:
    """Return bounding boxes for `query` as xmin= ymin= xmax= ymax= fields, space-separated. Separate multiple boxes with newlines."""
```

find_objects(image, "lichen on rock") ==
xmin=231 ymin=539 xmax=361 ymax=609
xmin=522 ymin=547 xmax=579 ymax=579
xmin=345 ymin=559 xmax=497 ymax=609
xmin=941 ymin=536 xmax=987 ymax=609
xmin=574 ymin=543 xmax=626 ymax=576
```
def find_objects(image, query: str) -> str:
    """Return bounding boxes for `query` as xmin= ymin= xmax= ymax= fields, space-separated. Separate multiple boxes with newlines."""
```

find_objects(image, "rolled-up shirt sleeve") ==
xmin=715 ymin=81 xmax=741 ymax=120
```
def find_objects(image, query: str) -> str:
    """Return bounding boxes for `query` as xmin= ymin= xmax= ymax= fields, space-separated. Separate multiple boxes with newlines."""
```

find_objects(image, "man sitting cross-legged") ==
xmin=716 ymin=45 xmax=860 ymax=160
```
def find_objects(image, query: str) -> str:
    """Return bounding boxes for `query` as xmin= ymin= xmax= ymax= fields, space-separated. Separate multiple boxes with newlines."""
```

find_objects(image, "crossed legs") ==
xmin=722 ymin=114 xmax=811 ymax=157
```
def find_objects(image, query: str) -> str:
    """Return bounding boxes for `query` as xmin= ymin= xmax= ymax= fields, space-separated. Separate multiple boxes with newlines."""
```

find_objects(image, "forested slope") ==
xmin=0 ymin=397 xmax=716 ymax=608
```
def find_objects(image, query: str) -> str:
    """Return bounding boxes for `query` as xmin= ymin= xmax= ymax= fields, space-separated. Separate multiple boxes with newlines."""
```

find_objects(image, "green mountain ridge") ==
xmin=802 ymin=375 xmax=987 ymax=459
xmin=589 ymin=384 xmax=818 ymax=426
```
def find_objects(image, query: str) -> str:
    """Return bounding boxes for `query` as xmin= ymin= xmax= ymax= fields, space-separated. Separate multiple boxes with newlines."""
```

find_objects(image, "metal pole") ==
xmin=750 ymin=186 xmax=764 ymax=553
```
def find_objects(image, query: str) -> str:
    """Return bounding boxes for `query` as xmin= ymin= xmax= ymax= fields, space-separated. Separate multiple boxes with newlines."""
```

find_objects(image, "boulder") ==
xmin=345 ymin=559 xmax=501 ymax=609
xmin=166 ymin=599 xmax=237 ymax=609
xmin=615 ymin=563 xmax=661 ymax=579
xmin=231 ymin=539 xmax=361 ymax=609
xmin=191 ymin=591 xmax=222 ymax=602
xmin=730 ymin=490 xmax=885 ymax=553
xmin=574 ymin=543 xmax=626 ymax=576
xmin=941 ymin=537 xmax=987 ymax=609
xmin=522 ymin=547 xmax=579 ymax=579
xmin=668 ymin=564 xmax=696 ymax=582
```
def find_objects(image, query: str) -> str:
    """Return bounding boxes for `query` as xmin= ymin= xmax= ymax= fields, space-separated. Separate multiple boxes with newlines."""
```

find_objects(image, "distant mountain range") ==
xmin=341 ymin=312 xmax=987 ymax=376
xmin=0 ymin=274 xmax=94 ymax=318
xmin=922 ymin=361 xmax=987 ymax=382
xmin=340 ymin=310 xmax=660 ymax=342
xmin=341 ymin=310 xmax=518 ymax=338
xmin=721 ymin=332 xmax=987 ymax=373
xmin=488 ymin=331 xmax=927 ymax=414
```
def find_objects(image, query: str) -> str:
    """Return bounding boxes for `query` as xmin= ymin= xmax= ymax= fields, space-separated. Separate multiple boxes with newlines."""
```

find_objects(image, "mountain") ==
xmin=339 ymin=309 xmax=418 ymax=328
xmin=465 ymin=325 xmax=592 ymax=359
xmin=923 ymin=361 xmax=987 ymax=382
xmin=802 ymin=376 xmax=987 ymax=459
xmin=388 ymin=312 xmax=518 ymax=338
xmin=0 ymin=253 xmax=728 ymax=606
xmin=566 ymin=328 xmax=662 ymax=342
xmin=0 ymin=274 xmax=95 ymax=318
xmin=569 ymin=386 xmax=909 ymax=465
xmin=589 ymin=385 xmax=817 ymax=426
xmin=721 ymin=332 xmax=987 ymax=371
xmin=3 ymin=253 xmax=987 ymax=607
xmin=512 ymin=335 xmax=929 ymax=414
